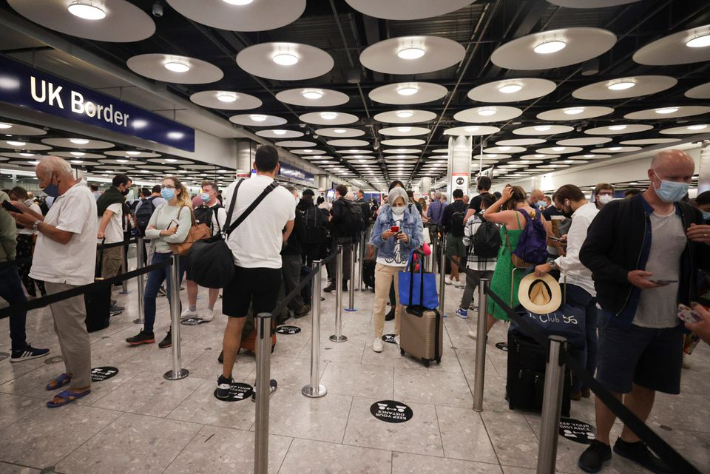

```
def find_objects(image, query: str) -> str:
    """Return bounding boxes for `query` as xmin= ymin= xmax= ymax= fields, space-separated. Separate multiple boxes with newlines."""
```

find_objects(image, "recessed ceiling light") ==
xmin=216 ymin=92 xmax=238 ymax=103
xmin=70 ymin=151 xmax=85 ymax=156
xmin=70 ymin=160 xmax=84 ymax=164
xmin=272 ymin=53 xmax=299 ymax=66
xmin=609 ymin=147 xmax=622 ymax=151
xmin=478 ymin=107 xmax=497 ymax=116
xmin=534 ymin=125 xmax=551 ymax=131
xmin=165 ymin=158 xmax=177 ymax=163
xmin=303 ymin=149 xmax=313 ymax=153
xmin=302 ymin=89 xmax=323 ymax=100
xmin=67 ymin=1 xmax=106 ymax=20
xmin=499 ymin=146 xmax=511 ymax=152
xmin=608 ymin=81 xmax=636 ymax=91
xmin=223 ymin=0 xmax=254 ymax=5
xmin=488 ymin=154 xmax=498 ymax=158
xmin=686 ymin=33 xmax=710 ymax=48
xmin=533 ymin=40 xmax=567 ymax=54
xmin=553 ymin=146 xmax=565 ymax=152
xmin=465 ymin=126 xmax=480 ymax=132
xmin=534 ymin=154 xmax=546 ymax=158
xmin=396 ymin=110 xmax=414 ymax=119
xmin=126 ymin=151 xmax=141 ymax=156
xmin=19 ymin=152 xmax=35 ymax=157
xmin=608 ymin=124 xmax=627 ymax=131
xmin=0 ymin=123 xmax=12 ymax=129
xmin=655 ymin=107 xmax=678 ymax=114
xmin=28 ymin=160 xmax=40 ymax=165
xmin=564 ymin=107 xmax=585 ymax=115
xmin=333 ymin=129 xmax=347 ymax=134
xmin=397 ymin=47 xmax=425 ymax=60
xmin=168 ymin=132 xmax=184 ymax=139
xmin=273 ymin=130 xmax=287 ymax=135
xmin=688 ymin=124 xmax=708 ymax=130
xmin=499 ymin=83 xmax=523 ymax=94
xmin=320 ymin=112 xmax=338 ymax=120
xmin=397 ymin=126 xmax=412 ymax=132
xmin=250 ymin=114 xmax=267 ymax=122
xmin=116 ymin=159 xmax=129 ymax=163
xmin=6 ymin=140 xmax=25 ymax=146
xmin=584 ymin=154 xmax=595 ymax=158
xmin=69 ymin=138 xmax=89 ymax=145
xmin=164 ymin=61 xmax=190 ymax=73
xmin=397 ymin=85 xmax=419 ymax=96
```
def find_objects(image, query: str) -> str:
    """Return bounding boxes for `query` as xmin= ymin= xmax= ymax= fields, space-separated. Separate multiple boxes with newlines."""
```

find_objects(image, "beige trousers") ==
xmin=101 ymin=245 xmax=123 ymax=279
xmin=374 ymin=263 xmax=404 ymax=338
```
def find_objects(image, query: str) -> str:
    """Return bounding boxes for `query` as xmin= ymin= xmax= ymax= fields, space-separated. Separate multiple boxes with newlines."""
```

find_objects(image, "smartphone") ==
xmin=390 ymin=225 xmax=400 ymax=233
xmin=677 ymin=304 xmax=703 ymax=324
xmin=549 ymin=236 xmax=564 ymax=242
xmin=1 ymin=200 xmax=21 ymax=213
xmin=650 ymin=279 xmax=678 ymax=285
xmin=168 ymin=219 xmax=179 ymax=229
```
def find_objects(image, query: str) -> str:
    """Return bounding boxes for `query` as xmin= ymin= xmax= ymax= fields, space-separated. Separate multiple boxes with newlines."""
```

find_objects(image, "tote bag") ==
xmin=399 ymin=249 xmax=439 ymax=310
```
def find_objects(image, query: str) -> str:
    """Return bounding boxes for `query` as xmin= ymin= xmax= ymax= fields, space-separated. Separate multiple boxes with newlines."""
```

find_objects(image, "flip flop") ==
xmin=46 ymin=389 xmax=91 ymax=408
xmin=46 ymin=373 xmax=72 ymax=391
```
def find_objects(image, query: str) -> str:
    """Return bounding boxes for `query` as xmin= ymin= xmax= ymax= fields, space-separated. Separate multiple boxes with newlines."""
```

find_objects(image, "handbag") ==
xmin=185 ymin=180 xmax=278 ymax=288
xmin=399 ymin=249 xmax=439 ymax=310
xmin=168 ymin=207 xmax=211 ymax=256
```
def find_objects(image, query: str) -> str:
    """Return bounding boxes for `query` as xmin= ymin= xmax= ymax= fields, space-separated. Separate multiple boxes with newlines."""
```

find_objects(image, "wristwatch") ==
xmin=549 ymin=260 xmax=558 ymax=270
xmin=32 ymin=219 xmax=41 ymax=231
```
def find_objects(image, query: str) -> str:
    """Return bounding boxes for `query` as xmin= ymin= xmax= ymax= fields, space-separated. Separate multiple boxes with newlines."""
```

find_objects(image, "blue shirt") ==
xmin=427 ymin=200 xmax=446 ymax=226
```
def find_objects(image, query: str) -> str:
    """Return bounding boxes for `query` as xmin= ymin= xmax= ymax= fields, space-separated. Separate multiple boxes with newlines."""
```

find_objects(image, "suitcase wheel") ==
xmin=400 ymin=348 xmax=405 ymax=356
xmin=423 ymin=359 xmax=430 ymax=368
xmin=436 ymin=357 xmax=441 ymax=365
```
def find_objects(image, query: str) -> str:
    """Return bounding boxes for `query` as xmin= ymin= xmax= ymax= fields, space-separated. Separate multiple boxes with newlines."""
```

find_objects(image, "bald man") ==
xmin=578 ymin=150 xmax=710 ymax=473
xmin=528 ymin=189 xmax=545 ymax=209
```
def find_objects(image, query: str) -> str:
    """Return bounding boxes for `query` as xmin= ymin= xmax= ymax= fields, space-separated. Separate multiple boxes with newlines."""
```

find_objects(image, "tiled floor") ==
xmin=1 ymin=267 xmax=709 ymax=474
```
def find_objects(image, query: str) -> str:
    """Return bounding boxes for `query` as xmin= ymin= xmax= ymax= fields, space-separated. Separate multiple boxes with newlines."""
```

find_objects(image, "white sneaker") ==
xmin=200 ymin=308 xmax=215 ymax=322
xmin=373 ymin=338 xmax=384 ymax=353
xmin=180 ymin=308 xmax=198 ymax=320
xmin=454 ymin=280 xmax=465 ymax=288
xmin=394 ymin=335 xmax=400 ymax=346
xmin=445 ymin=277 xmax=453 ymax=286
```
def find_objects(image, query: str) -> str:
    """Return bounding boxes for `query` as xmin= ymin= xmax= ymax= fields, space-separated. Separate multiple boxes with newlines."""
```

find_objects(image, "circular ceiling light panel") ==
xmin=594 ymin=146 xmax=642 ymax=153
xmin=344 ymin=0 xmax=474 ymax=20
xmin=584 ymin=124 xmax=652 ymax=135
xmin=660 ymin=124 xmax=710 ymax=135
xmin=369 ymin=82 xmax=448 ymax=105
xmin=299 ymin=111 xmax=359 ymax=126
xmin=513 ymin=125 xmax=574 ymax=136
xmin=9 ymin=0 xmax=155 ymax=42
xmin=520 ymin=154 xmax=559 ymax=160
xmin=0 ymin=142 xmax=51 ymax=151
xmin=536 ymin=146 xmax=583 ymax=155
xmin=454 ymin=106 xmax=523 ymax=123
xmin=633 ymin=25 xmax=710 ymax=66
xmin=383 ymin=148 xmax=421 ymax=154
xmin=467 ymin=78 xmax=557 ymax=103
xmin=165 ymin=0 xmax=305 ymax=31
xmin=127 ymin=54 xmax=223 ymax=84
xmin=0 ymin=123 xmax=47 ymax=136
xmin=54 ymin=152 xmax=104 ymax=159
xmin=360 ymin=36 xmax=465 ymax=75
xmin=491 ymin=28 xmax=616 ymax=70
xmin=624 ymin=106 xmax=710 ymax=120
xmin=236 ymin=42 xmax=334 ymax=81
xmin=620 ymin=138 xmax=681 ymax=145
xmin=97 ymin=158 xmax=142 ymax=165
xmin=445 ymin=125 xmax=501 ymax=136
xmin=147 ymin=158 xmax=194 ymax=165
xmin=275 ymin=141 xmax=317 ymax=148
xmin=537 ymin=106 xmax=613 ymax=121
xmin=484 ymin=146 xmax=526 ymax=154
xmin=686 ymin=82 xmax=710 ymax=99
xmin=569 ymin=154 xmax=612 ymax=160
xmin=105 ymin=150 xmax=161 ymax=158
xmin=315 ymin=128 xmax=365 ymax=138
xmin=275 ymin=88 xmax=349 ymax=107
xmin=190 ymin=90 xmax=262 ymax=110
xmin=327 ymin=139 xmax=370 ymax=147
xmin=374 ymin=110 xmax=437 ymax=124
xmin=547 ymin=0 xmax=639 ymax=7
xmin=556 ymin=137 xmax=612 ymax=146
xmin=379 ymin=126 xmax=431 ymax=137
xmin=381 ymin=138 xmax=426 ymax=147
xmin=299 ymin=154 xmax=333 ymax=159
xmin=496 ymin=138 xmax=546 ymax=146
xmin=255 ymin=129 xmax=304 ymax=139
xmin=339 ymin=149 xmax=373 ymax=154
xmin=229 ymin=114 xmax=287 ymax=127
xmin=41 ymin=138 xmax=114 ymax=149
xmin=572 ymin=75 xmax=677 ymax=100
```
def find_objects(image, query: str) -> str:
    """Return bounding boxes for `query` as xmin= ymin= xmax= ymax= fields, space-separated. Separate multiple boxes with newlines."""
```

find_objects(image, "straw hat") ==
xmin=518 ymin=273 xmax=562 ymax=314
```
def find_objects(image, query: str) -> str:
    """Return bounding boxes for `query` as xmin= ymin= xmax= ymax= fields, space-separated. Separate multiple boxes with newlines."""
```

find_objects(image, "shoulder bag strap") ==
xmin=223 ymin=179 xmax=243 ymax=234
xmin=225 ymin=182 xmax=279 ymax=236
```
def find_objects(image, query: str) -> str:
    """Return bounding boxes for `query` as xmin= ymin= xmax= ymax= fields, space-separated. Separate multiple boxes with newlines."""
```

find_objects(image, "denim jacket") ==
xmin=370 ymin=205 xmax=424 ymax=264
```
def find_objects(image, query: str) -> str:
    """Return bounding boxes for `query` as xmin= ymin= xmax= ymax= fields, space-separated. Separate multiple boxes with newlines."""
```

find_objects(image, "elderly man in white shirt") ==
xmin=10 ymin=156 xmax=97 ymax=408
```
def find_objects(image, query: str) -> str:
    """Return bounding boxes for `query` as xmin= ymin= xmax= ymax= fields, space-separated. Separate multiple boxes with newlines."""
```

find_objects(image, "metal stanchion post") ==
xmin=134 ymin=237 xmax=145 ymax=325
xmin=329 ymin=245 xmax=347 ymax=342
xmin=473 ymin=278 xmax=489 ymax=412
xmin=536 ymin=336 xmax=568 ymax=474
xmin=119 ymin=242 xmax=129 ymax=294
xmin=254 ymin=312 xmax=273 ymax=474
xmin=303 ymin=260 xmax=327 ymax=398
xmin=430 ymin=227 xmax=438 ymax=275
xmin=346 ymin=245 xmax=356 ymax=311
xmin=164 ymin=254 xmax=189 ymax=381
xmin=357 ymin=231 xmax=365 ymax=292
xmin=438 ymin=235 xmax=446 ymax=318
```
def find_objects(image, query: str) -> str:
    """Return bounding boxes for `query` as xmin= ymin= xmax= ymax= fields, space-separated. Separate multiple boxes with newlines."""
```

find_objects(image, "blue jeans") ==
xmin=0 ymin=266 xmax=28 ymax=350
xmin=143 ymin=253 xmax=184 ymax=333
xmin=566 ymin=284 xmax=598 ymax=393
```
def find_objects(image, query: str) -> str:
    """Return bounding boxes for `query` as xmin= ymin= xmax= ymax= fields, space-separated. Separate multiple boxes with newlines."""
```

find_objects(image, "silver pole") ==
xmin=536 ymin=336 xmax=567 ymax=474
xmin=119 ymin=242 xmax=129 ymax=294
xmin=438 ymin=235 xmax=446 ymax=317
xmin=430 ymin=227 xmax=438 ymax=275
xmin=473 ymin=278 xmax=489 ymax=412
xmin=303 ymin=260 xmax=327 ymax=398
xmin=134 ymin=237 xmax=145 ymax=325
xmin=329 ymin=245 xmax=347 ymax=342
xmin=254 ymin=312 xmax=273 ymax=474
xmin=164 ymin=254 xmax=188 ymax=381
xmin=357 ymin=231 xmax=365 ymax=292
xmin=346 ymin=245 xmax=356 ymax=311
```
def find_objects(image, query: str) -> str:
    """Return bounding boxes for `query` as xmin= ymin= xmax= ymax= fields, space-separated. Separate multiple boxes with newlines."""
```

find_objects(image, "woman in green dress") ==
xmin=482 ymin=185 xmax=550 ymax=333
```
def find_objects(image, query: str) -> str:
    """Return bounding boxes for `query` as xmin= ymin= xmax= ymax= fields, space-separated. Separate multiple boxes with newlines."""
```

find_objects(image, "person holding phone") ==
xmin=369 ymin=187 xmax=423 ymax=353
xmin=126 ymin=176 xmax=191 ymax=349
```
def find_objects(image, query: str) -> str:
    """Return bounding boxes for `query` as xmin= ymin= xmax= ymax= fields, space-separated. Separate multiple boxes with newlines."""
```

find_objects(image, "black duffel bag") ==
xmin=186 ymin=179 xmax=278 ymax=288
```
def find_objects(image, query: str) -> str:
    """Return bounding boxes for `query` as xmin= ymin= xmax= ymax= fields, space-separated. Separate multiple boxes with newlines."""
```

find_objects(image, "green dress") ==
xmin=487 ymin=223 xmax=524 ymax=321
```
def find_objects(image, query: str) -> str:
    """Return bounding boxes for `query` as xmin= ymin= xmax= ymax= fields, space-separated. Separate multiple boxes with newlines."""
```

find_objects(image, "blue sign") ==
xmin=0 ymin=55 xmax=195 ymax=152
xmin=279 ymin=162 xmax=314 ymax=184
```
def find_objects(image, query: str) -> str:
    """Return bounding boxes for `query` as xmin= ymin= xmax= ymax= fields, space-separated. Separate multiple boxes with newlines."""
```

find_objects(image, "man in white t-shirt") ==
xmin=96 ymin=174 xmax=130 ymax=280
xmin=10 ymin=156 xmax=98 ymax=407
xmin=215 ymin=145 xmax=295 ymax=400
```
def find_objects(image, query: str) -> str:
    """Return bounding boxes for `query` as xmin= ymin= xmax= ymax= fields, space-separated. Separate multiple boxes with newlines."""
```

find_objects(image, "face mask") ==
xmin=200 ymin=192 xmax=210 ymax=202
xmin=562 ymin=201 xmax=573 ymax=219
xmin=121 ymin=187 xmax=130 ymax=196
xmin=391 ymin=206 xmax=405 ymax=215
xmin=653 ymin=171 xmax=689 ymax=203
xmin=161 ymin=188 xmax=175 ymax=201
xmin=536 ymin=201 xmax=546 ymax=209
xmin=702 ymin=210 xmax=710 ymax=222
xmin=43 ymin=174 xmax=59 ymax=198
xmin=598 ymin=194 xmax=612 ymax=205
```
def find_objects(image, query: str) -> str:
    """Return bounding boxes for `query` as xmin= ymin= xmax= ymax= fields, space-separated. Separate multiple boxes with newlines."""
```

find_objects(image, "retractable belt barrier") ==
xmin=444 ymin=253 xmax=702 ymax=474
xmin=0 ymin=238 xmax=139 ymax=271
xmin=269 ymin=251 xmax=336 ymax=320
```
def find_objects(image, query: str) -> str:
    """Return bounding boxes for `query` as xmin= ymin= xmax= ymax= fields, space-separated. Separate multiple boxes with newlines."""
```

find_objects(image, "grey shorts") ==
xmin=596 ymin=323 xmax=684 ymax=394
xmin=446 ymin=234 xmax=466 ymax=259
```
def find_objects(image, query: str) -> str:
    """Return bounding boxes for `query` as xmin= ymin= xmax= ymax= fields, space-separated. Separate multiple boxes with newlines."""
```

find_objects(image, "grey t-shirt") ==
xmin=633 ymin=210 xmax=686 ymax=328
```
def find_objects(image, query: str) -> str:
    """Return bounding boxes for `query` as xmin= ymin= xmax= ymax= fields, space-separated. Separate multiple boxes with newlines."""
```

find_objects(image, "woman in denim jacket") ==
xmin=369 ymin=187 xmax=424 ymax=353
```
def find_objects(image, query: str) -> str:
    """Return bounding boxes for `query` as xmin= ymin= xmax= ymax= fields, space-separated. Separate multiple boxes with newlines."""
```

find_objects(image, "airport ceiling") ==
xmin=1 ymin=0 xmax=710 ymax=189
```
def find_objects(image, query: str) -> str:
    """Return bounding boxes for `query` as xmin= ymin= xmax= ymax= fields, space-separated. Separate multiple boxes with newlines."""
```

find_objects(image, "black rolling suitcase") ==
xmin=300 ymin=265 xmax=312 ymax=306
xmin=506 ymin=332 xmax=571 ymax=417
xmin=85 ymin=240 xmax=111 ymax=333
xmin=362 ymin=259 xmax=376 ymax=289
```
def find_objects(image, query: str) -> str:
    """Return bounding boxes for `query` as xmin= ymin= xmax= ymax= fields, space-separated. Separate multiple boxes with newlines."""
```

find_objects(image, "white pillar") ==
xmin=318 ymin=175 xmax=328 ymax=191
xmin=420 ymin=177 xmax=431 ymax=196
xmin=236 ymin=139 xmax=254 ymax=178
xmin=448 ymin=135 xmax=472 ymax=196
xmin=699 ymin=143 xmax=710 ymax=195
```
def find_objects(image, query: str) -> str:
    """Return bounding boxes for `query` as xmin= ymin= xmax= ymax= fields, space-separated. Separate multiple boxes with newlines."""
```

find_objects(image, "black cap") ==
xmin=302 ymin=188 xmax=315 ymax=197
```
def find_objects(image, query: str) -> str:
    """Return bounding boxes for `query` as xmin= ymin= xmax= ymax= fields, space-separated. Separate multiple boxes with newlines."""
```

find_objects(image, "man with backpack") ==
xmin=324 ymin=184 xmax=364 ymax=293
xmin=282 ymin=186 xmax=310 ymax=318
xmin=457 ymin=194 xmax=499 ymax=319
xmin=298 ymin=188 xmax=328 ymax=267
xmin=181 ymin=181 xmax=226 ymax=323
xmin=442 ymin=188 xmax=468 ymax=287
xmin=134 ymin=185 xmax=165 ymax=237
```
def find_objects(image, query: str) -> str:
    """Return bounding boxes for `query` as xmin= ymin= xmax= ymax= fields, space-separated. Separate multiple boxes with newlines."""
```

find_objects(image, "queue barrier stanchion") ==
xmin=329 ymin=245 xmax=347 ymax=343
xmin=119 ymin=241 xmax=129 ymax=294
xmin=254 ymin=312 xmax=273 ymax=474
xmin=537 ymin=335 xmax=567 ymax=474
xmin=164 ymin=254 xmax=189 ymax=381
xmin=134 ymin=237 xmax=145 ymax=325
xmin=473 ymin=278 xmax=489 ymax=412
xmin=302 ymin=260 xmax=327 ymax=398
xmin=430 ymin=227 xmax=438 ymax=275
xmin=357 ymin=231 xmax=365 ymax=292
xmin=346 ymin=244 xmax=356 ymax=312
xmin=438 ymin=235 xmax=446 ymax=318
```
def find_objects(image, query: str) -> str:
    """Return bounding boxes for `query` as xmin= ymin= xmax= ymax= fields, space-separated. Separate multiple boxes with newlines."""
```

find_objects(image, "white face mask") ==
xmin=391 ymin=206 xmax=405 ymax=215
xmin=598 ymin=194 xmax=613 ymax=205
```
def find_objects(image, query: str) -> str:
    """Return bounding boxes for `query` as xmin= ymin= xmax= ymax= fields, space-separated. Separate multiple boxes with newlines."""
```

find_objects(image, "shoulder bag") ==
xmin=169 ymin=206 xmax=211 ymax=256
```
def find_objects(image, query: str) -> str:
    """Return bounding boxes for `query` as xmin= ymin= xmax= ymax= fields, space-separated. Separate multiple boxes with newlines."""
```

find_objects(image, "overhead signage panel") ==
xmin=279 ymin=162 xmax=314 ymax=184
xmin=0 ymin=55 xmax=195 ymax=152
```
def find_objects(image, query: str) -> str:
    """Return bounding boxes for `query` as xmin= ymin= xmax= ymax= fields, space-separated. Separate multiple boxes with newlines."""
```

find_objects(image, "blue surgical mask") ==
xmin=43 ymin=174 xmax=59 ymax=198
xmin=200 ymin=192 xmax=210 ymax=202
xmin=161 ymin=188 xmax=175 ymax=201
xmin=653 ymin=171 xmax=689 ymax=203
xmin=702 ymin=210 xmax=710 ymax=222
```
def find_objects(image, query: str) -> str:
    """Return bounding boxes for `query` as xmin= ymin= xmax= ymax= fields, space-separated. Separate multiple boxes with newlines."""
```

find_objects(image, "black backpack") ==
xmin=472 ymin=219 xmax=501 ymax=258
xmin=301 ymin=206 xmax=325 ymax=245
xmin=449 ymin=206 xmax=466 ymax=237
xmin=135 ymin=197 xmax=157 ymax=235
xmin=194 ymin=204 xmax=222 ymax=234
xmin=338 ymin=199 xmax=365 ymax=234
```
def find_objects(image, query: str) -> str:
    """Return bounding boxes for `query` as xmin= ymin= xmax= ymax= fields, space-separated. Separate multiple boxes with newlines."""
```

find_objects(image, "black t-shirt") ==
xmin=542 ymin=206 xmax=562 ymax=221
xmin=467 ymin=192 xmax=490 ymax=214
